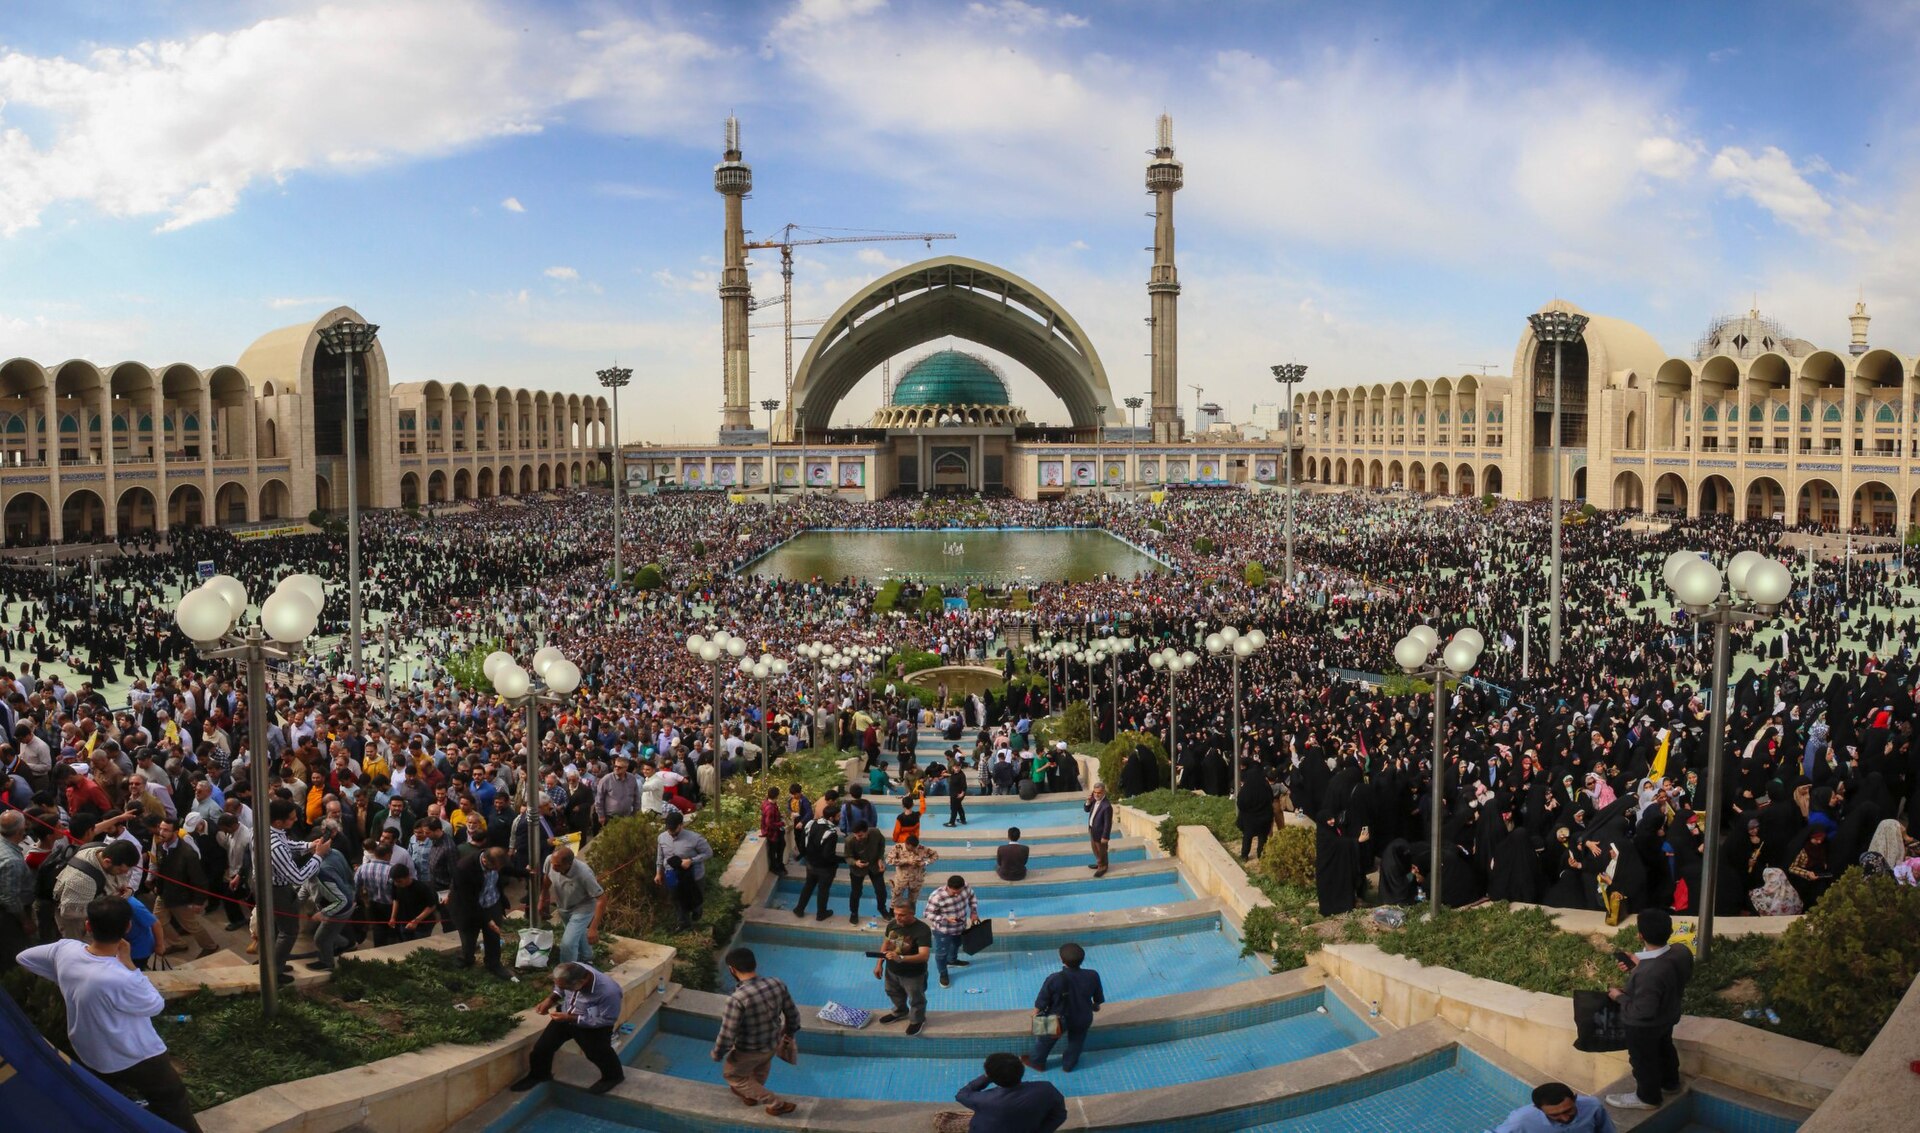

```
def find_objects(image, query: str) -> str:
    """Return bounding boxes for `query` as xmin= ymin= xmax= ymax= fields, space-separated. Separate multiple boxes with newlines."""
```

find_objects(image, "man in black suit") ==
xmin=1084 ymin=784 xmax=1113 ymax=878
xmin=1605 ymin=909 xmax=1693 ymax=1111
xmin=449 ymin=845 xmax=513 ymax=978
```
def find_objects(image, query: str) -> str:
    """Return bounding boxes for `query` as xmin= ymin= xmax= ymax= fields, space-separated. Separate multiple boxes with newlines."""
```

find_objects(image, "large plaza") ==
xmin=5 ymin=6 xmax=1920 ymax=1133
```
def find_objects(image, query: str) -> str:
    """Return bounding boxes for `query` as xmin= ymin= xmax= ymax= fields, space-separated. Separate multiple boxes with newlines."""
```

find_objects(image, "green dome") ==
xmin=890 ymin=350 xmax=1010 ymax=406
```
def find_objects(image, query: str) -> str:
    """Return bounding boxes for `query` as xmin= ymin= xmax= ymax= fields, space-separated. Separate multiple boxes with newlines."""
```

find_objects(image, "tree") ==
xmin=634 ymin=563 xmax=666 ymax=590
xmin=1244 ymin=561 xmax=1268 ymax=588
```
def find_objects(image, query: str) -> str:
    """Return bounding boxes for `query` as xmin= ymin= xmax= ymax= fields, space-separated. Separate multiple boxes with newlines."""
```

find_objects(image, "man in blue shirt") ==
xmin=510 ymin=960 xmax=626 ymax=1095
xmin=1024 ymin=942 xmax=1103 ymax=1072
xmin=1493 ymin=1082 xmax=1618 ymax=1133
xmin=956 ymin=1052 xmax=1066 ymax=1133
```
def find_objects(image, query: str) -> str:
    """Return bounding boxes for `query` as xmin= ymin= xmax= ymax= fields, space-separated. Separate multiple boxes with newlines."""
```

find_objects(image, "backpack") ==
xmin=35 ymin=842 xmax=77 ymax=902
xmin=802 ymin=820 xmax=839 ymax=869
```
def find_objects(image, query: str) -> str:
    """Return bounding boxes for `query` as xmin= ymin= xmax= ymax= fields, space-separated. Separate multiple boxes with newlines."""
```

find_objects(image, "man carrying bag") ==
xmin=1024 ymin=942 xmax=1104 ymax=1073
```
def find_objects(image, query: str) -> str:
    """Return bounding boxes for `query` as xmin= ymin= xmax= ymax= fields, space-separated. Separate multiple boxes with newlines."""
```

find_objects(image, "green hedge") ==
xmin=1125 ymin=788 xmax=1236 ymax=853
xmin=1095 ymin=730 xmax=1169 ymax=797
xmin=1379 ymin=904 xmax=1618 ymax=996
xmin=873 ymin=579 xmax=904 ymax=612
xmin=1244 ymin=561 xmax=1267 ymax=588
xmin=1769 ymin=870 xmax=1920 ymax=1053
xmin=918 ymin=587 xmax=946 ymax=613
xmin=886 ymin=648 xmax=943 ymax=675
xmin=635 ymin=562 xmax=666 ymax=590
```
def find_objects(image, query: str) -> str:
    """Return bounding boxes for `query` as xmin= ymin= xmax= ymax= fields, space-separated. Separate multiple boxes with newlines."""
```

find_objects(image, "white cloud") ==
xmin=1709 ymin=145 xmax=1833 ymax=233
xmin=501 ymin=196 xmax=526 ymax=213
xmin=1635 ymin=135 xmax=1703 ymax=180
xmin=965 ymin=2 xmax=1089 ymax=32
xmin=544 ymin=266 xmax=580 ymax=280
xmin=773 ymin=0 xmax=889 ymax=36
xmin=0 ymin=0 xmax=722 ymax=235
xmin=266 ymin=296 xmax=339 ymax=310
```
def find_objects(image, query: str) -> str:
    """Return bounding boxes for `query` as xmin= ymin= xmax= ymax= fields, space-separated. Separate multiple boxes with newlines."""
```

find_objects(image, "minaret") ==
xmin=1146 ymin=114 xmax=1184 ymax=441
xmin=715 ymin=115 xmax=753 ymax=433
xmin=1849 ymin=297 xmax=1870 ymax=356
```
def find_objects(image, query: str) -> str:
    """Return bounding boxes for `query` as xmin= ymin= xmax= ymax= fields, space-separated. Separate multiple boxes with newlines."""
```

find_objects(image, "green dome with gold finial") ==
xmin=890 ymin=351 xmax=1010 ymax=406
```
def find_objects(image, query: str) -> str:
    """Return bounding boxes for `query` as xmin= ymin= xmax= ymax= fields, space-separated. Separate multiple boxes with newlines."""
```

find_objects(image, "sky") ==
xmin=2 ymin=0 xmax=1916 ymax=442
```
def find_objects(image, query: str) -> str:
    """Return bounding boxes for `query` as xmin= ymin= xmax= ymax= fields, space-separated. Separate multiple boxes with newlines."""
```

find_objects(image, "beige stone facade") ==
xmin=0 ymin=306 xmax=608 ymax=545
xmin=1293 ymin=299 xmax=1920 ymax=533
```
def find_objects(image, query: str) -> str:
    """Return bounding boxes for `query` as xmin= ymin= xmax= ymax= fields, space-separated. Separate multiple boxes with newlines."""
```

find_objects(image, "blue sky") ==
xmin=1 ymin=0 xmax=1913 ymax=440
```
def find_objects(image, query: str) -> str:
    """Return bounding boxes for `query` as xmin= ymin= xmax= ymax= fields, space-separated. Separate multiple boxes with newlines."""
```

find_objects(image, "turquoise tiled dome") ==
xmin=891 ymin=350 xmax=1010 ymax=406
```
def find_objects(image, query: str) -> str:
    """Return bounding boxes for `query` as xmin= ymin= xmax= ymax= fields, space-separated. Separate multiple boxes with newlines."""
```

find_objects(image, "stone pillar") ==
xmin=44 ymin=385 xmax=62 ymax=542
xmin=101 ymin=386 xmax=117 ymax=537
xmin=152 ymin=386 xmax=169 ymax=533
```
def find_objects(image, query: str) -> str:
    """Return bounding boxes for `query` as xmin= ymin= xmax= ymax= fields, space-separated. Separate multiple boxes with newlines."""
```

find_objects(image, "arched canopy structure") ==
xmin=790 ymin=256 xmax=1119 ymax=434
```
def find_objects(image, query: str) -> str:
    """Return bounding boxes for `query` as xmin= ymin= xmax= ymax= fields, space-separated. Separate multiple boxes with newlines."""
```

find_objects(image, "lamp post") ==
xmin=1092 ymin=402 xmax=1107 ymax=495
xmin=1105 ymin=637 xmax=1132 ymax=742
xmin=1526 ymin=310 xmax=1587 ymax=668
xmin=687 ymin=630 xmax=748 ymax=806
xmin=761 ymin=398 xmax=781 ymax=494
xmin=1146 ymin=646 xmax=1192 ymax=768
xmin=1271 ymin=364 xmax=1308 ymax=586
xmin=1124 ymin=396 xmax=1144 ymax=489
xmin=1391 ymin=623 xmax=1485 ymax=920
xmin=742 ymin=654 xmax=789 ymax=776
xmin=794 ymin=401 xmax=807 ymax=494
xmin=1206 ymin=625 xmax=1268 ymax=798
xmin=597 ymin=366 xmax=632 ymax=586
xmin=175 ymin=571 xmax=328 ymax=1018
xmin=481 ymin=646 xmax=582 ymax=923
xmin=1661 ymin=549 xmax=1791 ymax=962
xmin=315 ymin=319 xmax=378 ymax=685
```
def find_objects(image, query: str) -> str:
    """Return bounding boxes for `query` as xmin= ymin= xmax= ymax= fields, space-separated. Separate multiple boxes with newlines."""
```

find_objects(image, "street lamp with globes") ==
xmin=687 ymin=631 xmax=748 ymax=806
xmin=314 ymin=318 xmax=379 ymax=684
xmin=175 ymin=571 xmax=327 ymax=1017
xmin=1391 ymin=623 xmax=1484 ymax=920
xmin=1661 ymin=548 xmax=1791 ymax=962
xmin=1146 ymin=646 xmax=1195 ymax=769
xmin=741 ymin=654 xmax=790 ymax=776
xmin=1206 ymin=625 xmax=1268 ymax=798
xmin=481 ymin=645 xmax=582 ymax=921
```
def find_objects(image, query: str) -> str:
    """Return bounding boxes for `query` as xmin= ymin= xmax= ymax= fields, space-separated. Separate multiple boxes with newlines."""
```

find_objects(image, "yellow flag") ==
xmin=1650 ymin=729 xmax=1671 ymax=781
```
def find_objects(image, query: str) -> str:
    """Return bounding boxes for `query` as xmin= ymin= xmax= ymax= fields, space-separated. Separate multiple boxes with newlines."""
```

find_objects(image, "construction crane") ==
xmin=1188 ymin=384 xmax=1205 ymax=434
xmin=743 ymin=225 xmax=956 ymax=426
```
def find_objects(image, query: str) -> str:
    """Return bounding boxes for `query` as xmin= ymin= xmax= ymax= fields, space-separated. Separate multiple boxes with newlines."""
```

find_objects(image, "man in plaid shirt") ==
xmin=923 ymin=874 xmax=979 ymax=988
xmin=711 ymin=946 xmax=800 ymax=1117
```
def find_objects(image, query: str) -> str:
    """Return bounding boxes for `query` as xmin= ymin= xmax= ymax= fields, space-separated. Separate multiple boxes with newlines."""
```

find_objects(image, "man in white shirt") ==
xmin=17 ymin=896 xmax=204 ymax=1131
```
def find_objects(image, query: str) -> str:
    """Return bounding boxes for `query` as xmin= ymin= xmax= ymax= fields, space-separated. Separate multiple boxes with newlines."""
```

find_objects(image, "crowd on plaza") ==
xmin=1 ymin=481 xmax=1917 ymax=1128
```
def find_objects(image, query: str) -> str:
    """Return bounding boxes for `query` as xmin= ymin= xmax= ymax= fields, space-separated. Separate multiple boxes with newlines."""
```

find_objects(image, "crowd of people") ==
xmin=1 ymin=482 xmax=1917 ymax=1130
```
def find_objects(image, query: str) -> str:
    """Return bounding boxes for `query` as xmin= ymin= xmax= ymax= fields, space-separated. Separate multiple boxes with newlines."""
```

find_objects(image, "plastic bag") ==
xmin=817 ymin=1000 xmax=872 ymax=1028
xmin=515 ymin=928 xmax=553 ymax=970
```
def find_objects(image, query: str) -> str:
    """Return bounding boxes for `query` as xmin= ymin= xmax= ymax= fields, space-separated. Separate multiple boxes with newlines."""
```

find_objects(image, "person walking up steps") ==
xmin=1024 ymin=942 xmax=1104 ymax=1073
xmin=711 ymin=946 xmax=800 ymax=1117
xmin=945 ymin=751 xmax=969 ymax=826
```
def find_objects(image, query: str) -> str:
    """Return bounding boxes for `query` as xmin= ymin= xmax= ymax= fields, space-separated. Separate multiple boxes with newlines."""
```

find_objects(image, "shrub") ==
xmin=1379 ymin=904 xmax=1619 ymax=996
xmin=1193 ymin=535 xmax=1217 ymax=555
xmin=885 ymin=648 xmax=943 ymax=675
xmin=873 ymin=579 xmax=904 ymax=612
xmin=1260 ymin=823 xmax=1316 ymax=888
xmin=443 ymin=638 xmax=502 ymax=692
xmin=1241 ymin=905 xmax=1314 ymax=971
xmin=1244 ymin=561 xmax=1267 ymax=588
xmin=1095 ymin=730 xmax=1169 ymax=797
xmin=1058 ymin=699 xmax=1092 ymax=744
xmin=1147 ymin=518 xmax=1167 ymax=533
xmin=1126 ymin=788 xmax=1236 ymax=852
xmin=634 ymin=563 xmax=666 ymax=590
xmin=1907 ymin=524 xmax=1920 ymax=549
xmin=308 ymin=507 xmax=328 ymax=526
xmin=1579 ymin=502 xmax=1598 ymax=518
xmin=1480 ymin=491 xmax=1496 ymax=512
xmin=1379 ymin=672 xmax=1434 ymax=698
xmin=918 ymin=587 xmax=947 ymax=614
xmin=692 ymin=540 xmax=708 ymax=558
xmin=1768 ymin=870 xmax=1920 ymax=1053
xmin=583 ymin=786 xmax=755 ymax=939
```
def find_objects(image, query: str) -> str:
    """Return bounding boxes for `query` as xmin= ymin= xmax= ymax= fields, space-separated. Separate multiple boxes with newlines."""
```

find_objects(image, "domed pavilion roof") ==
xmin=890 ymin=350 xmax=1011 ymax=406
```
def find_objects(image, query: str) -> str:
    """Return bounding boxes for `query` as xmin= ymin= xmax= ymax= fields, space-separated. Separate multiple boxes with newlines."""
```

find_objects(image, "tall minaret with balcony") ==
xmin=1849 ymin=297 xmax=1870 ymax=356
xmin=1147 ymin=114 xmax=1184 ymax=441
xmin=715 ymin=116 xmax=753 ymax=433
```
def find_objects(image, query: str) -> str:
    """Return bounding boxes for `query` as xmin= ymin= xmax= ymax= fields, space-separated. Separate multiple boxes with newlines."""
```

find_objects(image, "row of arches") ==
xmin=1 ymin=480 xmax=295 ymax=546
xmin=396 ymin=460 xmax=586 ymax=507
xmin=1608 ymin=471 xmax=1908 ymax=532
xmin=399 ymin=383 xmax=612 ymax=455
xmin=1294 ymin=375 xmax=1498 ymax=449
xmin=1305 ymin=456 xmax=1506 ymax=498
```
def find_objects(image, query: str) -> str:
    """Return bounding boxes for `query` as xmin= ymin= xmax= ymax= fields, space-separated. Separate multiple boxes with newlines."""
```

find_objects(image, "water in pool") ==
xmin=743 ymin=528 xmax=1168 ymax=584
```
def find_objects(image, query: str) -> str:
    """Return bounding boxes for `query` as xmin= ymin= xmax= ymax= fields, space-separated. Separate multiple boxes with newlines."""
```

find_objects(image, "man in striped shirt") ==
xmin=356 ymin=842 xmax=397 ymax=946
xmin=923 ymin=875 xmax=979 ymax=989
xmin=265 ymin=798 xmax=330 ymax=979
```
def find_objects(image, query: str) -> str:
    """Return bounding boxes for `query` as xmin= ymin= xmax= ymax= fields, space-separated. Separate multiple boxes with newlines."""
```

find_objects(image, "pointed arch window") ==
xmin=59 ymin=414 xmax=79 ymax=433
xmin=1823 ymin=403 xmax=1842 ymax=423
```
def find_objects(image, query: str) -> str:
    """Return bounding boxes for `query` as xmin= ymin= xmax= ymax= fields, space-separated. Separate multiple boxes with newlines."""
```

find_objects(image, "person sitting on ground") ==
xmin=995 ymin=827 xmax=1030 ymax=881
xmin=952 ymin=1051 xmax=1066 ymax=1133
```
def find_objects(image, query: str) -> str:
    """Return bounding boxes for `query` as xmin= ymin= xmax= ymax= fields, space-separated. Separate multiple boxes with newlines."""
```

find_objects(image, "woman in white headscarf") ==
xmin=1865 ymin=818 xmax=1908 ymax=866
xmin=1749 ymin=867 xmax=1803 ymax=916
